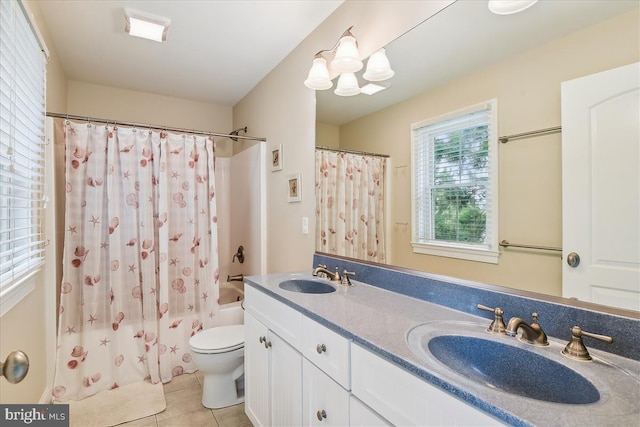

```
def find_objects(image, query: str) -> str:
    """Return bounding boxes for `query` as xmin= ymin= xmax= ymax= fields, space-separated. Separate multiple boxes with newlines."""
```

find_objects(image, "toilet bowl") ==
xmin=189 ymin=324 xmax=245 ymax=409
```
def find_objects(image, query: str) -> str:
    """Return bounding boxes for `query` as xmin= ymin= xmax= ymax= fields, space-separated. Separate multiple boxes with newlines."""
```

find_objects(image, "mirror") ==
xmin=315 ymin=0 xmax=639 ymax=312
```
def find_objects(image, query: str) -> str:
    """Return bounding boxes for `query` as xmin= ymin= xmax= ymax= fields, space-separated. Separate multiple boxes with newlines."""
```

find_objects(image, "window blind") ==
xmin=0 ymin=0 xmax=46 ymax=295
xmin=413 ymin=105 xmax=494 ymax=248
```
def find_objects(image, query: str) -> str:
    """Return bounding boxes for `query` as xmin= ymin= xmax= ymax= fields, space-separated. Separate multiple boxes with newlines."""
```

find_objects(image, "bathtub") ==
xmin=217 ymin=282 xmax=244 ymax=326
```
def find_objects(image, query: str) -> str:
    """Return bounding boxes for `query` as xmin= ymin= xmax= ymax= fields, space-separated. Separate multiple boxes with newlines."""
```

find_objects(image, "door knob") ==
xmin=567 ymin=252 xmax=580 ymax=268
xmin=1 ymin=350 xmax=29 ymax=384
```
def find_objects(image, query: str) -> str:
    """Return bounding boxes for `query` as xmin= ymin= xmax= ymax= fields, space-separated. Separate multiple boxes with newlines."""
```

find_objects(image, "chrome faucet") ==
xmin=505 ymin=313 xmax=549 ymax=346
xmin=312 ymin=265 xmax=341 ymax=281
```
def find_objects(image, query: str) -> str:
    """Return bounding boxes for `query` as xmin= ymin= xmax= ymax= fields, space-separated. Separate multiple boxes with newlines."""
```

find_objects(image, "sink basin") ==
xmin=407 ymin=321 xmax=600 ymax=405
xmin=428 ymin=335 xmax=599 ymax=404
xmin=279 ymin=279 xmax=336 ymax=294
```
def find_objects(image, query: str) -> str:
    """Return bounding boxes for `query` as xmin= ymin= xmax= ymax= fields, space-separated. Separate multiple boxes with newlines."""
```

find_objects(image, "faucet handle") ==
xmin=562 ymin=326 xmax=613 ymax=361
xmin=477 ymin=304 xmax=506 ymax=334
xmin=341 ymin=270 xmax=355 ymax=285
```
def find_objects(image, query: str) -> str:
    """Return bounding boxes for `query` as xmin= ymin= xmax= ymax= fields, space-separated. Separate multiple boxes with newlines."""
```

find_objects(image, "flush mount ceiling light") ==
xmin=124 ymin=8 xmax=170 ymax=42
xmin=304 ymin=26 xmax=394 ymax=97
xmin=360 ymin=82 xmax=389 ymax=96
xmin=488 ymin=0 xmax=538 ymax=15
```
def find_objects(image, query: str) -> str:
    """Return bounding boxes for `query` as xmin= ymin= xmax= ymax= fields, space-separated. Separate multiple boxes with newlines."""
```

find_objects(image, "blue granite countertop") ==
xmin=244 ymin=271 xmax=640 ymax=427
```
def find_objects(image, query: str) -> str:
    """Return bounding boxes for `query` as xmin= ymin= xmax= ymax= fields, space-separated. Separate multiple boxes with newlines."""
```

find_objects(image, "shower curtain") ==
xmin=315 ymin=149 xmax=387 ymax=263
xmin=52 ymin=120 xmax=221 ymax=402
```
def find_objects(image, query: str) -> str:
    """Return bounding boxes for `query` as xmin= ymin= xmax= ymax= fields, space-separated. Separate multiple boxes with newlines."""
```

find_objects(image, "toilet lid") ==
xmin=190 ymin=324 xmax=244 ymax=353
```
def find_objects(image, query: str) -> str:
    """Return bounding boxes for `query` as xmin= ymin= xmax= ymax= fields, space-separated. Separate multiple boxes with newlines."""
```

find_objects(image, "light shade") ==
xmin=124 ymin=8 xmax=170 ymax=42
xmin=304 ymin=57 xmax=332 ymax=90
xmin=363 ymin=48 xmax=395 ymax=82
xmin=488 ymin=0 xmax=538 ymax=15
xmin=330 ymin=35 xmax=363 ymax=73
xmin=334 ymin=73 xmax=360 ymax=96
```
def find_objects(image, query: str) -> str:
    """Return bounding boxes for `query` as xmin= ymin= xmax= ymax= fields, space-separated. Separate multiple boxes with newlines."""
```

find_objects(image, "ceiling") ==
xmin=317 ymin=0 xmax=640 ymax=126
xmin=36 ymin=0 xmax=343 ymax=107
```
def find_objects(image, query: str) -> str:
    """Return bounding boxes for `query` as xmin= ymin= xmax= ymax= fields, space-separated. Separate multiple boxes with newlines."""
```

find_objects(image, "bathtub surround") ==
xmin=53 ymin=119 xmax=222 ymax=402
xmin=314 ymin=254 xmax=640 ymax=360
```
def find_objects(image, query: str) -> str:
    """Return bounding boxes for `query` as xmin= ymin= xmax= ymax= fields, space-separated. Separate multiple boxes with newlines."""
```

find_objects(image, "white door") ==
xmin=561 ymin=62 xmax=640 ymax=311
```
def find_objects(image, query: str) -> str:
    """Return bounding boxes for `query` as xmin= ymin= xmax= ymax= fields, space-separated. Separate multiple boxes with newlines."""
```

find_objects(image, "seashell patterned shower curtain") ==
xmin=315 ymin=150 xmax=387 ymax=263
xmin=52 ymin=120 xmax=221 ymax=402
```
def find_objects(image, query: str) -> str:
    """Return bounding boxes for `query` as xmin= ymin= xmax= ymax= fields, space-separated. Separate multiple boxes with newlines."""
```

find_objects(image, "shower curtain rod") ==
xmin=316 ymin=145 xmax=390 ymax=158
xmin=46 ymin=112 xmax=267 ymax=142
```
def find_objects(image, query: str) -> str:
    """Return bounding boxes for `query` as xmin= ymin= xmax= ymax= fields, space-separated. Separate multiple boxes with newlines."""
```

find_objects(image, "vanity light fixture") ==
xmin=334 ymin=72 xmax=360 ymax=96
xmin=331 ymin=31 xmax=363 ymax=73
xmin=362 ymin=48 xmax=394 ymax=82
xmin=304 ymin=26 xmax=394 ymax=97
xmin=488 ymin=0 xmax=538 ymax=15
xmin=124 ymin=8 xmax=170 ymax=43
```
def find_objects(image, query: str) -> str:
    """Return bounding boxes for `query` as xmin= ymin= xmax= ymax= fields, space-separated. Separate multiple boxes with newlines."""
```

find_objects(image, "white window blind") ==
xmin=411 ymin=100 xmax=499 ymax=263
xmin=0 ymin=0 xmax=46 ymax=304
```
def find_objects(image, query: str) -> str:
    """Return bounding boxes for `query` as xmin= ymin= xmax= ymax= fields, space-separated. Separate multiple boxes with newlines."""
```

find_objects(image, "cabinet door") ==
xmin=349 ymin=396 xmax=391 ymax=427
xmin=303 ymin=359 xmax=349 ymax=427
xmin=270 ymin=332 xmax=302 ymax=427
xmin=245 ymin=311 xmax=270 ymax=427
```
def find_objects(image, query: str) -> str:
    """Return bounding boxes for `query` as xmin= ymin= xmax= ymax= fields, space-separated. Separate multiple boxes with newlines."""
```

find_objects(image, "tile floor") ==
xmin=119 ymin=372 xmax=253 ymax=427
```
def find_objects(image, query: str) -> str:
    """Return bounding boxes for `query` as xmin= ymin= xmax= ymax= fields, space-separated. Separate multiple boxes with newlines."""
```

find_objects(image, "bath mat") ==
xmin=68 ymin=380 xmax=165 ymax=427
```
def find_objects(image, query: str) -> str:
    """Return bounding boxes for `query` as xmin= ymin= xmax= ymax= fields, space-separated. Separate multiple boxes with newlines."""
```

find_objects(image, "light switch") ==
xmin=302 ymin=216 xmax=309 ymax=235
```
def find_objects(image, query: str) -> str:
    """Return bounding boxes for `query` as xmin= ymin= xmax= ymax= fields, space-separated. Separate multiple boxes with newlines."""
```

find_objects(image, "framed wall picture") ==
xmin=286 ymin=173 xmax=301 ymax=203
xmin=271 ymin=144 xmax=283 ymax=171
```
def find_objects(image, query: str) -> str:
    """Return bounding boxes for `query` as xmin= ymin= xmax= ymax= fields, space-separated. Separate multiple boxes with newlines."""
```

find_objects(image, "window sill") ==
xmin=0 ymin=271 xmax=39 ymax=317
xmin=412 ymin=242 xmax=500 ymax=264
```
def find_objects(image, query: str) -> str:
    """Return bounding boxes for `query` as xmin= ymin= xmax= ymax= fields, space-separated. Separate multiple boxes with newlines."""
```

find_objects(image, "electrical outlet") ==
xmin=302 ymin=216 xmax=309 ymax=235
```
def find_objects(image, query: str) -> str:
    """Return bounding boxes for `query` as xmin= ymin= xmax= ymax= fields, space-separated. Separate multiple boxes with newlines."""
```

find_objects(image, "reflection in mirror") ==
xmin=315 ymin=0 xmax=640 ymax=313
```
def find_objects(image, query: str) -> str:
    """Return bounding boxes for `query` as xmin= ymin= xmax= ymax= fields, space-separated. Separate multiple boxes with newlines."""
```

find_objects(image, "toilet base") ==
xmin=201 ymin=373 xmax=245 ymax=409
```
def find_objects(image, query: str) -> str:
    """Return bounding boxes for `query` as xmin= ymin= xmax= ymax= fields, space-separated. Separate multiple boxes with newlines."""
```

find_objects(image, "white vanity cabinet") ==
xmin=244 ymin=286 xmax=303 ymax=427
xmin=351 ymin=343 xmax=505 ymax=426
xmin=302 ymin=316 xmax=351 ymax=425
xmin=245 ymin=284 xmax=505 ymax=426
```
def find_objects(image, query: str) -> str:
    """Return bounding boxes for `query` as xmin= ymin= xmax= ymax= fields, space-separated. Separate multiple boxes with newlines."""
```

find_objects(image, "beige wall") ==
xmin=334 ymin=10 xmax=640 ymax=296
xmin=234 ymin=0 xmax=452 ymax=273
xmin=316 ymin=122 xmax=340 ymax=148
xmin=66 ymin=80 xmax=232 ymax=138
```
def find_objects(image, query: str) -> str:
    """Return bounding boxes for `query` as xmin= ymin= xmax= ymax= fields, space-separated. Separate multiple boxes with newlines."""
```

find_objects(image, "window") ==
xmin=0 ymin=0 xmax=47 ymax=315
xmin=411 ymin=100 xmax=499 ymax=263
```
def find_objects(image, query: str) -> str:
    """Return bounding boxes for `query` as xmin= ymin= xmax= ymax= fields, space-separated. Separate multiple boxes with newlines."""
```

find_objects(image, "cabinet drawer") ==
xmin=245 ymin=285 xmax=302 ymax=350
xmin=303 ymin=359 xmax=349 ymax=427
xmin=351 ymin=344 xmax=504 ymax=426
xmin=302 ymin=316 xmax=350 ymax=389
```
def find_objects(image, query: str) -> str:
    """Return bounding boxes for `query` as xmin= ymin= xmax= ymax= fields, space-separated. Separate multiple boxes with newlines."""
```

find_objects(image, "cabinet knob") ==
xmin=264 ymin=340 xmax=272 ymax=349
xmin=259 ymin=336 xmax=266 ymax=344
xmin=316 ymin=344 xmax=327 ymax=354
xmin=316 ymin=409 xmax=327 ymax=421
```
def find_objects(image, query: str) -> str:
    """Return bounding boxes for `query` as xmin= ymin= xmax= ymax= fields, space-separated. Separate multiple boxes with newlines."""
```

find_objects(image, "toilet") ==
xmin=189 ymin=324 xmax=245 ymax=409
